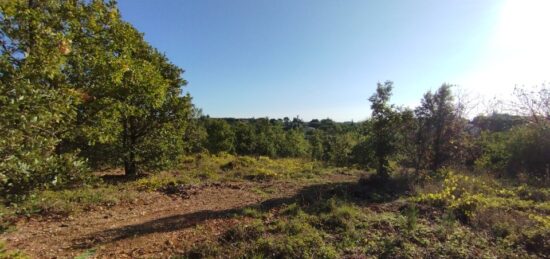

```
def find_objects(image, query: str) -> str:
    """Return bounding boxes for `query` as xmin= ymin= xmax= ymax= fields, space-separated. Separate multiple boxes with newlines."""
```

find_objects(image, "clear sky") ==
xmin=117 ymin=0 xmax=549 ymax=121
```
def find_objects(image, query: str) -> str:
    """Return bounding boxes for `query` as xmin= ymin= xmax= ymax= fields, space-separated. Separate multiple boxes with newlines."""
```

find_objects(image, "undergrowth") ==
xmin=1 ymin=154 xmax=345 ymax=233
xmin=0 ymin=241 xmax=27 ymax=259
xmin=184 ymin=170 xmax=550 ymax=258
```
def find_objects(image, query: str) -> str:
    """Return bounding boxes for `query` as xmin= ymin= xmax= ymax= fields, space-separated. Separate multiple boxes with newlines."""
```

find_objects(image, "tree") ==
xmin=60 ymin=0 xmax=193 ymax=176
xmin=254 ymin=118 xmax=278 ymax=157
xmin=504 ymin=84 xmax=550 ymax=180
xmin=204 ymin=119 xmax=235 ymax=154
xmin=307 ymin=130 xmax=325 ymax=161
xmin=182 ymin=107 xmax=208 ymax=154
xmin=367 ymin=81 xmax=401 ymax=177
xmin=414 ymin=84 xmax=463 ymax=171
xmin=325 ymin=132 xmax=358 ymax=166
xmin=0 ymin=0 xmax=89 ymax=197
xmin=512 ymin=84 xmax=550 ymax=125
xmin=234 ymin=121 xmax=257 ymax=155
xmin=278 ymin=128 xmax=310 ymax=158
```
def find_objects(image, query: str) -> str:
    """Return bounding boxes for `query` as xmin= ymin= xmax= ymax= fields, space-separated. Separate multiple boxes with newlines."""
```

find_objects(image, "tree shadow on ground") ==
xmin=99 ymin=173 xmax=148 ymax=185
xmin=72 ymin=175 xmax=412 ymax=249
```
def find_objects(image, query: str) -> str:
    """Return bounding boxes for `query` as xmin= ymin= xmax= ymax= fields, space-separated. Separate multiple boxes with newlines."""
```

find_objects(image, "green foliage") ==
xmin=415 ymin=171 xmax=550 ymax=257
xmin=60 ymin=0 xmax=193 ymax=176
xmin=74 ymin=249 xmax=96 ymax=259
xmin=476 ymin=123 xmax=550 ymax=182
xmin=133 ymin=171 xmax=191 ymax=191
xmin=403 ymin=204 xmax=419 ymax=232
xmin=367 ymin=81 xmax=401 ymax=177
xmin=203 ymin=119 xmax=235 ymax=154
xmin=507 ymin=124 xmax=550 ymax=180
xmin=233 ymin=121 xmax=257 ymax=155
xmin=474 ymin=131 xmax=510 ymax=173
xmin=0 ymin=0 xmax=91 ymax=199
xmin=197 ymin=172 xmax=546 ymax=258
xmin=414 ymin=84 xmax=464 ymax=171
xmin=278 ymin=128 xmax=310 ymax=158
xmin=0 ymin=241 xmax=27 ymax=259
xmin=13 ymin=186 xmax=138 ymax=216
xmin=133 ymin=154 xmax=333 ymax=192
xmin=0 ymin=0 xmax=194 ymax=200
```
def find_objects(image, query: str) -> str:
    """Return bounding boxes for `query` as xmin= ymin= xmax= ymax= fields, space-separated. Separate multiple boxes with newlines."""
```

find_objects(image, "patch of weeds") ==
xmin=182 ymin=154 xmax=338 ymax=183
xmin=156 ymin=183 xmax=199 ymax=199
xmin=185 ymin=240 xmax=221 ymax=258
xmin=516 ymin=184 xmax=550 ymax=202
xmin=221 ymin=219 xmax=265 ymax=242
xmin=0 ymin=241 xmax=28 ymax=259
xmin=519 ymin=228 xmax=550 ymax=257
xmin=14 ymin=186 xmax=137 ymax=216
xmin=402 ymin=203 xmax=419 ymax=232
xmin=251 ymin=220 xmax=338 ymax=259
xmin=319 ymin=200 xmax=364 ymax=233
xmin=249 ymin=187 xmax=269 ymax=198
xmin=134 ymin=171 xmax=191 ymax=191
xmin=0 ymin=204 xmax=15 ymax=233
xmin=74 ymin=248 xmax=96 ymax=259
xmin=280 ymin=203 xmax=302 ymax=217
xmin=239 ymin=207 xmax=265 ymax=219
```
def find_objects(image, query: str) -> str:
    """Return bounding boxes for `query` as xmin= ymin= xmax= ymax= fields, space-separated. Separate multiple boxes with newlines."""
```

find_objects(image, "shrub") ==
xmin=221 ymin=220 xmax=265 ymax=242
xmin=252 ymin=223 xmax=338 ymax=259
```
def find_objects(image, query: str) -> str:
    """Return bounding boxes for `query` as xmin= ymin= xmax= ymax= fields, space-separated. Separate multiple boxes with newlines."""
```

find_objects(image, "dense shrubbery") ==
xmin=475 ymin=123 xmax=550 ymax=183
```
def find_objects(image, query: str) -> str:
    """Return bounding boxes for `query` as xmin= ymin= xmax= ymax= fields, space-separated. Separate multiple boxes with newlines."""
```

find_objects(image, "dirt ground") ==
xmin=1 ymin=173 xmax=359 ymax=258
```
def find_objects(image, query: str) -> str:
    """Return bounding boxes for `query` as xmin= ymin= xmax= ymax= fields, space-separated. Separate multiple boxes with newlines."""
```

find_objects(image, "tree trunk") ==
xmin=123 ymin=120 xmax=138 ymax=177
xmin=124 ymin=156 xmax=137 ymax=177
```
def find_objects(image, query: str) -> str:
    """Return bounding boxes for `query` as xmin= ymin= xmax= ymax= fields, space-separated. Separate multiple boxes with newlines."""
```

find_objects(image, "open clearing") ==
xmin=2 ymin=173 xmax=359 ymax=258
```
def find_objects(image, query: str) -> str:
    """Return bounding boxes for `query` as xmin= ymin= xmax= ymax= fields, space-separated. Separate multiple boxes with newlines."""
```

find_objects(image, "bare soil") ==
xmin=1 ymin=173 xmax=359 ymax=258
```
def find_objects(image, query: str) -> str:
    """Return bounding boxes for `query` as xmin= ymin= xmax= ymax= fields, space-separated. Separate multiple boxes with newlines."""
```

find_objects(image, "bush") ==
xmin=1 ymin=153 xmax=91 ymax=203
xmin=477 ymin=124 xmax=550 ymax=182
xmin=252 ymin=221 xmax=338 ymax=259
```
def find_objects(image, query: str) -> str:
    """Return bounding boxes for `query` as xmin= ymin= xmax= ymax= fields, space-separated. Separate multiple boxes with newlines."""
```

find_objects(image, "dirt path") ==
xmin=2 ymin=174 xmax=359 ymax=258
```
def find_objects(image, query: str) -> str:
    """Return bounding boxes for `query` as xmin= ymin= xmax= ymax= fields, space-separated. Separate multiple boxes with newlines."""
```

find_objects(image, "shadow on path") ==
xmin=73 ymin=176 xmax=410 ymax=249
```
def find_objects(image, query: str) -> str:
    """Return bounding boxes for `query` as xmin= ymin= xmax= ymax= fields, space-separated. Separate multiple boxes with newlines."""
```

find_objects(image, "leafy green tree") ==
xmin=59 ymin=0 xmax=192 ymax=176
xmin=234 ymin=121 xmax=257 ymax=155
xmin=367 ymin=81 xmax=401 ymax=177
xmin=415 ymin=84 xmax=463 ymax=171
xmin=204 ymin=119 xmax=235 ymax=154
xmin=0 ymin=0 xmax=89 ymax=197
xmin=278 ymin=128 xmax=310 ymax=158
xmin=254 ymin=118 xmax=278 ymax=157
xmin=324 ymin=132 xmax=358 ymax=166
xmin=182 ymin=107 xmax=208 ymax=154
xmin=307 ymin=130 xmax=325 ymax=161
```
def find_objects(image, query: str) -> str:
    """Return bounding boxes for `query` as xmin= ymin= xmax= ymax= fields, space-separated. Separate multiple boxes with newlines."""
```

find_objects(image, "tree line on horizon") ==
xmin=1 ymin=0 xmax=549 ymax=202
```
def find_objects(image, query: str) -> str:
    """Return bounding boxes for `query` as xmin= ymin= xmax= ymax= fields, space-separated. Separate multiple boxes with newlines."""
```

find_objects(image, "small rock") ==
xmin=60 ymin=223 xmax=69 ymax=227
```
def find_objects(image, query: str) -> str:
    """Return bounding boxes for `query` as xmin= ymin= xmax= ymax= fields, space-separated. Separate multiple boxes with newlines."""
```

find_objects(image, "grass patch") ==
xmin=179 ymin=153 xmax=337 ymax=182
xmin=0 ymin=241 xmax=27 ymax=259
xmin=181 ymin=171 xmax=549 ymax=258
xmin=0 ymin=185 xmax=138 ymax=228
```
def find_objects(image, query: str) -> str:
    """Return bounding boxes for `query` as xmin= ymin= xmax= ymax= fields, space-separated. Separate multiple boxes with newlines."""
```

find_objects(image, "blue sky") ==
xmin=117 ymin=0 xmax=549 ymax=121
